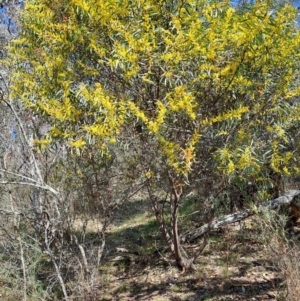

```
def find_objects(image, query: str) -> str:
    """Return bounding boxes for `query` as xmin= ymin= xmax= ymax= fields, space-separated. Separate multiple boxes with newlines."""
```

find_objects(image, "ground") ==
xmin=88 ymin=199 xmax=291 ymax=301
xmin=0 ymin=197 xmax=295 ymax=301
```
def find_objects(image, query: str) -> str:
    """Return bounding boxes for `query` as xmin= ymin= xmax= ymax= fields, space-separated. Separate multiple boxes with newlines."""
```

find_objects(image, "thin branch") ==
xmin=3 ymin=98 xmax=44 ymax=184
xmin=0 ymin=168 xmax=38 ymax=182
xmin=73 ymin=235 xmax=89 ymax=277
xmin=0 ymin=181 xmax=59 ymax=195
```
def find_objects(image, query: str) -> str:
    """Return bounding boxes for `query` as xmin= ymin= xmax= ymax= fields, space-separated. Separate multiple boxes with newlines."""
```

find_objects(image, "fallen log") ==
xmin=181 ymin=190 xmax=300 ymax=243
xmin=263 ymin=189 xmax=300 ymax=210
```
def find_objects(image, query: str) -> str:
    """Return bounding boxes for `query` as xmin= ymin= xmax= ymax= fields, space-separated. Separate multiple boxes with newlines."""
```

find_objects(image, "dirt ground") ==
xmin=1 ymin=197 xmax=296 ymax=301
xmin=92 ymin=200 xmax=290 ymax=301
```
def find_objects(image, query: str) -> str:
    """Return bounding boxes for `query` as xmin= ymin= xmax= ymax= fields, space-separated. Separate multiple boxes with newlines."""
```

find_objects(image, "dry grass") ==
xmin=278 ymin=247 xmax=300 ymax=301
xmin=81 ymin=215 xmax=286 ymax=301
xmin=1 ymin=196 xmax=300 ymax=300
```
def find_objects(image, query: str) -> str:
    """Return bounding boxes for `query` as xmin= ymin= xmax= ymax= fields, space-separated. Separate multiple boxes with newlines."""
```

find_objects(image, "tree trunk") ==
xmin=147 ymin=179 xmax=195 ymax=271
xmin=169 ymin=177 xmax=194 ymax=271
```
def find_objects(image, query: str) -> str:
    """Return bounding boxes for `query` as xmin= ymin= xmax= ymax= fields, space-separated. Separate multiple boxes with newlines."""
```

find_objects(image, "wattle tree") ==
xmin=9 ymin=0 xmax=300 ymax=270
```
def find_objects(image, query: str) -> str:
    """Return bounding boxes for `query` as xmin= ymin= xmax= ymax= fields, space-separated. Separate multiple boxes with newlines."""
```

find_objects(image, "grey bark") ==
xmin=181 ymin=190 xmax=300 ymax=243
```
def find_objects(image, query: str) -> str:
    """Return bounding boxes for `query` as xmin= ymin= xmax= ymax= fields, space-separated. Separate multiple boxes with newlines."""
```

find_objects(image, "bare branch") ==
xmin=0 ymin=168 xmax=39 ymax=182
xmin=0 ymin=181 xmax=59 ymax=195
xmin=3 ymin=98 xmax=45 ymax=184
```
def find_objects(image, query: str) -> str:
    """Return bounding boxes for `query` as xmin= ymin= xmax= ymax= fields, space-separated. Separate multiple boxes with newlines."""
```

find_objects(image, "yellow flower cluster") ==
xmin=8 ymin=0 xmax=300 ymax=179
xmin=202 ymin=106 xmax=249 ymax=126
xmin=168 ymin=86 xmax=196 ymax=120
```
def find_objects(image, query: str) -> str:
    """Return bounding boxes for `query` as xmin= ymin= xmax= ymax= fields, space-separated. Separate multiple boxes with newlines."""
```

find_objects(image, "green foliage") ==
xmin=8 ymin=0 xmax=300 ymax=183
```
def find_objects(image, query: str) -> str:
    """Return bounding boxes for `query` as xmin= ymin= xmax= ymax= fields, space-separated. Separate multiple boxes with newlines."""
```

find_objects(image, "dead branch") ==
xmin=181 ymin=190 xmax=300 ymax=243
xmin=262 ymin=190 xmax=300 ymax=210
xmin=0 ymin=181 xmax=59 ymax=195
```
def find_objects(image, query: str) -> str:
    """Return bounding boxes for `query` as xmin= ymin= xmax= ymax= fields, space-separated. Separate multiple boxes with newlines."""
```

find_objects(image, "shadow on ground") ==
xmin=97 ymin=211 xmax=284 ymax=300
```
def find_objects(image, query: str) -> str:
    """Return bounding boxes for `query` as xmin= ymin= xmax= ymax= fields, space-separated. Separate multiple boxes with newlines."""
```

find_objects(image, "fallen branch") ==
xmin=181 ymin=190 xmax=300 ymax=243
xmin=262 ymin=190 xmax=300 ymax=210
